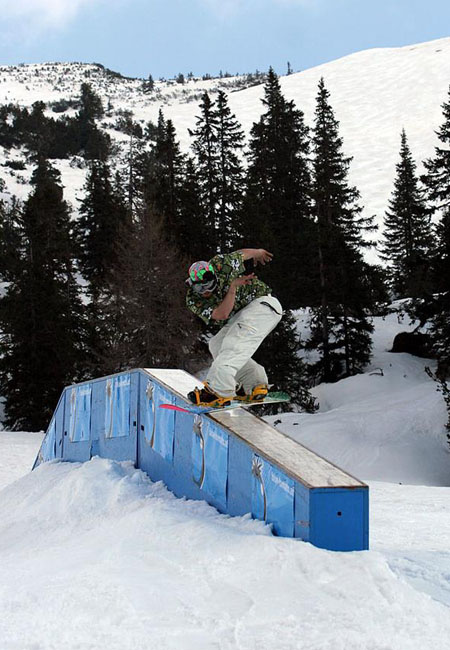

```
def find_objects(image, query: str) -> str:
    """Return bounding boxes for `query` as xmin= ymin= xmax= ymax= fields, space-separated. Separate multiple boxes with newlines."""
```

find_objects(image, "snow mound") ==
xmin=0 ymin=456 xmax=449 ymax=650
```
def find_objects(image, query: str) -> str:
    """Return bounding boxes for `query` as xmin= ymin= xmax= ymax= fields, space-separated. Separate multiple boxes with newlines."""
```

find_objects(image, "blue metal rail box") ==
xmin=34 ymin=368 xmax=369 ymax=551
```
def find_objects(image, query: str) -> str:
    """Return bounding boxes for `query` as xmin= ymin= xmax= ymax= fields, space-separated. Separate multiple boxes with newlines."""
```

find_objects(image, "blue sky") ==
xmin=0 ymin=0 xmax=449 ymax=79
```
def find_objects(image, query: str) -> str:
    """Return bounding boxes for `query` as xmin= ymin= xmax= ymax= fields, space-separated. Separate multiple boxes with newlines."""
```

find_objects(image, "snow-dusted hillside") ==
xmin=1 ymin=38 xmax=450 ymax=257
xmin=0 ymin=62 xmax=250 ymax=208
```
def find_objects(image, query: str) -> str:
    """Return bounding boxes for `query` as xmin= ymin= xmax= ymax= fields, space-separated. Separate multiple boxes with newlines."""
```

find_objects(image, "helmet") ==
xmin=186 ymin=261 xmax=217 ymax=295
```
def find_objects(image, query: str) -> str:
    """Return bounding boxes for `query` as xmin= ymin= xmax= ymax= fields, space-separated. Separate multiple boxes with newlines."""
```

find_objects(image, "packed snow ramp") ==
xmin=33 ymin=368 xmax=369 ymax=550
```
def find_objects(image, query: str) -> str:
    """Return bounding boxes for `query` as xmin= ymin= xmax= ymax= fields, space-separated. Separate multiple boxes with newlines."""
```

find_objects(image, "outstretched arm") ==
xmin=238 ymin=248 xmax=273 ymax=265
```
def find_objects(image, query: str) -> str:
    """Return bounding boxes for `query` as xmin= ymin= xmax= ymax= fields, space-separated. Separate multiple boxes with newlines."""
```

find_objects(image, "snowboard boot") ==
xmin=235 ymin=383 xmax=269 ymax=403
xmin=187 ymin=383 xmax=232 ymax=408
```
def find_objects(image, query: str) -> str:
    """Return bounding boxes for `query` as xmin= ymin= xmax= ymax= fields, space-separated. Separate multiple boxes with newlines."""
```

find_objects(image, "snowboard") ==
xmin=159 ymin=391 xmax=290 ymax=415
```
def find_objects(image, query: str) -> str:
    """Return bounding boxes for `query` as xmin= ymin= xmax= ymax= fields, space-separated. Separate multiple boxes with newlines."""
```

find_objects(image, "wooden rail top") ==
xmin=145 ymin=368 xmax=366 ymax=490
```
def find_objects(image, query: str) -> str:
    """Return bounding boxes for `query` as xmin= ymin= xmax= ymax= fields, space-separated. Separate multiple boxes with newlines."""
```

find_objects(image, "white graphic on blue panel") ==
xmin=144 ymin=380 xmax=174 ymax=461
xmin=145 ymin=381 xmax=156 ymax=446
xmin=105 ymin=374 xmax=131 ymax=438
xmin=251 ymin=455 xmax=295 ymax=536
xmin=251 ymin=457 xmax=267 ymax=521
xmin=69 ymin=384 xmax=92 ymax=442
xmin=192 ymin=417 xmax=228 ymax=509
xmin=40 ymin=417 xmax=56 ymax=463
xmin=192 ymin=416 xmax=205 ymax=488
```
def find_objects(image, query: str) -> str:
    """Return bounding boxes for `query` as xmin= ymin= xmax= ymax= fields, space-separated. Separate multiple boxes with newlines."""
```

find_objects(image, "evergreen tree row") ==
xmin=2 ymin=72 xmax=449 ymax=430
xmin=0 ymin=72 xmax=379 ymax=427
xmin=0 ymin=83 xmax=111 ymax=160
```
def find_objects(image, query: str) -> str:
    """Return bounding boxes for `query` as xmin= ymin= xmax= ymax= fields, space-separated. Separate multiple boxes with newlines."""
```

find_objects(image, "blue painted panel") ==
xmin=139 ymin=407 xmax=177 ymax=489
xmin=90 ymin=379 xmax=106 ymax=444
xmin=97 ymin=372 xmax=138 ymax=463
xmin=191 ymin=417 xmax=229 ymax=510
xmin=227 ymin=435 xmax=253 ymax=516
xmin=68 ymin=384 xmax=92 ymax=443
xmin=310 ymin=488 xmax=369 ymax=551
xmin=138 ymin=380 xmax=229 ymax=514
xmin=294 ymin=483 xmax=311 ymax=542
xmin=137 ymin=374 xmax=176 ymax=487
xmin=172 ymin=410 xmax=206 ymax=500
xmin=141 ymin=379 xmax=175 ymax=462
xmin=104 ymin=373 xmax=131 ymax=438
xmin=54 ymin=392 xmax=66 ymax=460
xmin=40 ymin=416 xmax=57 ymax=462
xmin=251 ymin=455 xmax=294 ymax=536
xmin=62 ymin=386 xmax=92 ymax=463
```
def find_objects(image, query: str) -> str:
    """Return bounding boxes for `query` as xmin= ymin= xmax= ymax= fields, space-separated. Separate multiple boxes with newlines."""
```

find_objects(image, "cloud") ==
xmin=0 ymin=0 xmax=92 ymax=27
xmin=0 ymin=0 xmax=107 ymax=43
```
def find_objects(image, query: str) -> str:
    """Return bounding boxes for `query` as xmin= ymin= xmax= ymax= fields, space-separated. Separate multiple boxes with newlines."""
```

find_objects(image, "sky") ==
xmin=0 ymin=0 xmax=449 ymax=80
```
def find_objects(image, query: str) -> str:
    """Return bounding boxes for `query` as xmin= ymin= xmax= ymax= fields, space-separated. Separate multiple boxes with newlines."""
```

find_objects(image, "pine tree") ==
xmin=423 ymin=86 xmax=450 ymax=295
xmin=98 ymin=207 xmax=202 ymax=374
xmin=75 ymin=159 xmax=129 ymax=293
xmin=422 ymin=86 xmax=450 ymax=378
xmin=189 ymin=92 xmax=220 ymax=249
xmin=74 ymin=83 xmax=110 ymax=160
xmin=78 ymin=82 xmax=104 ymax=121
xmin=380 ymin=130 xmax=433 ymax=297
xmin=215 ymin=90 xmax=245 ymax=250
xmin=74 ymin=160 xmax=129 ymax=375
xmin=188 ymin=91 xmax=246 ymax=254
xmin=122 ymin=129 xmax=151 ymax=219
xmin=178 ymin=157 xmax=207 ymax=259
xmin=143 ymin=74 xmax=155 ymax=93
xmin=0 ymin=158 xmax=84 ymax=430
xmin=146 ymin=111 xmax=186 ymax=242
xmin=239 ymin=68 xmax=316 ymax=408
xmin=253 ymin=310 xmax=317 ymax=413
xmin=243 ymin=68 xmax=315 ymax=308
xmin=423 ymin=86 xmax=450 ymax=219
xmin=0 ymin=196 xmax=22 ymax=281
xmin=309 ymin=78 xmax=376 ymax=383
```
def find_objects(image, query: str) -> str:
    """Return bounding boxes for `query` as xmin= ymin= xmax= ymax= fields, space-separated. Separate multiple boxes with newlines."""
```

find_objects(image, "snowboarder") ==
xmin=185 ymin=248 xmax=283 ymax=407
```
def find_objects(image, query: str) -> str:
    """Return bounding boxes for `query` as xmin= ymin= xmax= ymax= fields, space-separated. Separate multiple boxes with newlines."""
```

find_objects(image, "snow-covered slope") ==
xmin=273 ymin=308 xmax=450 ymax=486
xmin=0 ymin=309 xmax=449 ymax=649
xmin=153 ymin=38 xmax=450 ymax=237
xmin=0 ymin=452 xmax=449 ymax=649
xmin=1 ymin=38 xmax=450 ymax=255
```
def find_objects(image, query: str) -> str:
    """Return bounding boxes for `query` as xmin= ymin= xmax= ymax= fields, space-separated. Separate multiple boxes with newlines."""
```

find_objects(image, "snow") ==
xmin=1 ymin=456 xmax=450 ymax=650
xmin=0 ymin=431 xmax=43 ymax=491
xmin=0 ymin=313 xmax=449 ymax=649
xmin=271 ymin=310 xmax=450 ymax=486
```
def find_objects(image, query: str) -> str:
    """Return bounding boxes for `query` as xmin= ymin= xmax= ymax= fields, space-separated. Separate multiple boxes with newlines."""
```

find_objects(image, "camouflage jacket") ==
xmin=186 ymin=251 xmax=271 ymax=327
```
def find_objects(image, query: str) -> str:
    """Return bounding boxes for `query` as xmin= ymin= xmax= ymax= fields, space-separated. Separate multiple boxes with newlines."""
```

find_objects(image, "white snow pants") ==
xmin=206 ymin=295 xmax=283 ymax=397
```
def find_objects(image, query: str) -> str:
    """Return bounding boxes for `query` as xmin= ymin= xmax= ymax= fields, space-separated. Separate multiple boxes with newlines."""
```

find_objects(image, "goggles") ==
xmin=186 ymin=262 xmax=217 ymax=295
